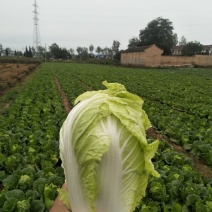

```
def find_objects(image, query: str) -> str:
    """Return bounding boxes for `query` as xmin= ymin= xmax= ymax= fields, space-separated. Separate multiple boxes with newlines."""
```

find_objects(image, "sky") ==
xmin=0 ymin=0 xmax=212 ymax=52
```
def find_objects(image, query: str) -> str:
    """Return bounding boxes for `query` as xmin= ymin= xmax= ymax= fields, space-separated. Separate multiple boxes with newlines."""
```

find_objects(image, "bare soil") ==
xmin=54 ymin=76 xmax=71 ymax=113
xmin=0 ymin=63 xmax=37 ymax=96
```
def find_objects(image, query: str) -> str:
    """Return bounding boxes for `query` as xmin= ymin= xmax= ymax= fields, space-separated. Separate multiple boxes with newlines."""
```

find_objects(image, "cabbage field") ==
xmin=0 ymin=62 xmax=212 ymax=211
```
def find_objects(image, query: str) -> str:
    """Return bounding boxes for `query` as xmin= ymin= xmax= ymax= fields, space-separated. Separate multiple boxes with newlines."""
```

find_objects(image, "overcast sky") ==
xmin=1 ymin=0 xmax=212 ymax=52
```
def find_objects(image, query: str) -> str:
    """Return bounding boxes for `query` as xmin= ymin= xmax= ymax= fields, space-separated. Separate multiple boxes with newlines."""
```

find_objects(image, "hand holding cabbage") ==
xmin=59 ymin=81 xmax=159 ymax=212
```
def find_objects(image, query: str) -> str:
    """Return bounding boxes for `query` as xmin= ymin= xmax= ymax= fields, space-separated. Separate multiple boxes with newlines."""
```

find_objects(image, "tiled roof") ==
xmin=123 ymin=45 xmax=153 ymax=53
xmin=171 ymin=45 xmax=183 ymax=50
xmin=202 ymin=45 xmax=212 ymax=50
xmin=172 ymin=45 xmax=212 ymax=51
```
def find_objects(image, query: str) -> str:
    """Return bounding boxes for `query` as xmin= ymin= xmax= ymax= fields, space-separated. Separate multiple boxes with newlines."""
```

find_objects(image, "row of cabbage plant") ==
xmin=51 ymin=62 xmax=212 ymax=165
xmin=50 ymin=62 xmax=212 ymax=211
xmin=0 ymin=64 xmax=66 ymax=211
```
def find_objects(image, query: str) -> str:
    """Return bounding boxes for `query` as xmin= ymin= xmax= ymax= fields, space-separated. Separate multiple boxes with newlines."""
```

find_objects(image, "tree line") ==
xmin=48 ymin=40 xmax=120 ymax=60
xmin=0 ymin=17 xmax=210 ymax=59
xmin=0 ymin=40 xmax=121 ymax=60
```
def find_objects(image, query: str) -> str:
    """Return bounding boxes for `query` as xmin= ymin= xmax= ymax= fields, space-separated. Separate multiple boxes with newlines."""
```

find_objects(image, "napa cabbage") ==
xmin=59 ymin=81 xmax=159 ymax=212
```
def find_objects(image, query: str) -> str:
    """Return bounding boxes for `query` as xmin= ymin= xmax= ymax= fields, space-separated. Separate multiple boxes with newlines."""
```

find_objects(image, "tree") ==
xmin=129 ymin=17 xmax=178 ymax=55
xmin=49 ymin=43 xmax=70 ymax=59
xmin=95 ymin=46 xmax=101 ymax=58
xmin=181 ymin=41 xmax=203 ymax=56
xmin=28 ymin=46 xmax=33 ymax=57
xmin=69 ymin=48 xmax=75 ymax=57
xmin=107 ymin=48 xmax=113 ymax=59
xmin=179 ymin=36 xmax=187 ymax=46
xmin=0 ymin=43 xmax=3 ymax=56
xmin=24 ymin=47 xmax=29 ymax=57
xmin=49 ymin=43 xmax=60 ymax=58
xmin=31 ymin=47 xmax=36 ymax=56
xmin=76 ymin=47 xmax=82 ymax=56
xmin=112 ymin=40 xmax=120 ymax=54
xmin=5 ymin=48 xmax=11 ymax=56
xmin=76 ymin=47 xmax=89 ymax=59
xmin=111 ymin=40 xmax=121 ymax=60
xmin=37 ymin=46 xmax=46 ymax=58
xmin=15 ymin=50 xmax=23 ymax=57
xmin=128 ymin=37 xmax=141 ymax=48
xmin=89 ymin=45 xmax=94 ymax=53
xmin=24 ymin=46 xmax=32 ymax=57
xmin=89 ymin=45 xmax=94 ymax=58
xmin=80 ymin=47 xmax=89 ymax=59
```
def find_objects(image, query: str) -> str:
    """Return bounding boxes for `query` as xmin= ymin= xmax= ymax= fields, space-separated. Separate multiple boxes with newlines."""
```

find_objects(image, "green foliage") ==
xmin=128 ymin=17 xmax=178 ymax=55
xmin=3 ymin=175 xmax=18 ymax=190
xmin=24 ymin=46 xmax=33 ymax=58
xmin=111 ymin=40 xmax=120 ymax=53
xmin=17 ymin=199 xmax=31 ymax=211
xmin=51 ymin=63 xmax=212 ymax=165
xmin=0 ymin=62 xmax=211 ymax=211
xmin=128 ymin=37 xmax=141 ymax=48
xmin=48 ymin=43 xmax=71 ymax=59
xmin=182 ymin=41 xmax=203 ymax=56
xmin=0 ymin=64 xmax=66 ymax=210
xmin=30 ymin=200 xmax=45 ymax=212
xmin=148 ymin=181 xmax=168 ymax=202
xmin=17 ymin=175 xmax=33 ymax=191
xmin=44 ymin=183 xmax=57 ymax=209
xmin=76 ymin=47 xmax=89 ymax=59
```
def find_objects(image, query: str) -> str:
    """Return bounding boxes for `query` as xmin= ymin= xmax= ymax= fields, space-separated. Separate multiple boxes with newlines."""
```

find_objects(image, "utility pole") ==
xmin=45 ymin=44 xmax=47 ymax=62
xmin=33 ymin=0 xmax=41 ymax=57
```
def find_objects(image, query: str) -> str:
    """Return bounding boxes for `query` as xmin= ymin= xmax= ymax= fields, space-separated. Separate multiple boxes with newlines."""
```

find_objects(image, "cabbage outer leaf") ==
xmin=59 ymin=81 xmax=159 ymax=212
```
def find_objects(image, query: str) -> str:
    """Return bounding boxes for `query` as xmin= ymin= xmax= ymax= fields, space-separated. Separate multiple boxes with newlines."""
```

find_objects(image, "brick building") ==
xmin=121 ymin=44 xmax=212 ymax=67
xmin=171 ymin=45 xmax=212 ymax=56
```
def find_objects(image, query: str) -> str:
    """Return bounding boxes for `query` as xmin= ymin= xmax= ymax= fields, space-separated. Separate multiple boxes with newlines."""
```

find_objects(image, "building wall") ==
xmin=121 ymin=47 xmax=212 ymax=67
xmin=121 ymin=45 xmax=163 ymax=66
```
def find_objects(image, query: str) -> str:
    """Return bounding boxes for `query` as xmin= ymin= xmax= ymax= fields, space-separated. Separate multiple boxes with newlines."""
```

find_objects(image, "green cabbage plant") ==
xmin=59 ymin=81 xmax=159 ymax=212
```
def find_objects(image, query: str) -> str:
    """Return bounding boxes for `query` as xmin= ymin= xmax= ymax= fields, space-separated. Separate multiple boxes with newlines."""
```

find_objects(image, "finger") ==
xmin=61 ymin=182 xmax=68 ymax=191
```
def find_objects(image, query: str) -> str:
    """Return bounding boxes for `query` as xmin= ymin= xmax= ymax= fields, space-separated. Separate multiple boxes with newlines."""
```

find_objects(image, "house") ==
xmin=202 ymin=45 xmax=212 ymax=55
xmin=121 ymin=44 xmax=163 ymax=66
xmin=171 ymin=46 xmax=183 ymax=55
xmin=171 ymin=45 xmax=212 ymax=55
xmin=121 ymin=44 xmax=212 ymax=67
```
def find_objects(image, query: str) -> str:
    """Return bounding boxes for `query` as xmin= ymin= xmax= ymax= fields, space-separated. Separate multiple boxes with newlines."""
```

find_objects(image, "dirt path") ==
xmin=53 ymin=75 xmax=212 ymax=179
xmin=54 ymin=76 xmax=71 ymax=113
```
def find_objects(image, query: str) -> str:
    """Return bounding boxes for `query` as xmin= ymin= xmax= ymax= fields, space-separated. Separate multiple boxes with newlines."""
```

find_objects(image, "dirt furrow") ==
xmin=54 ymin=76 xmax=71 ymax=113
